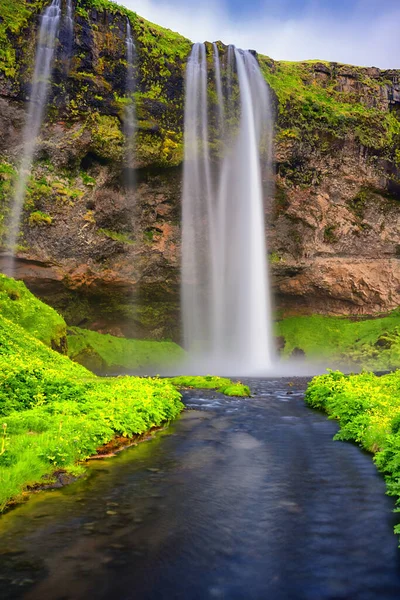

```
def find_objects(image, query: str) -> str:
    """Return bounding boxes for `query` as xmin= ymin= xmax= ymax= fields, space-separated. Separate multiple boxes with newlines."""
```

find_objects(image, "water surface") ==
xmin=1 ymin=378 xmax=400 ymax=599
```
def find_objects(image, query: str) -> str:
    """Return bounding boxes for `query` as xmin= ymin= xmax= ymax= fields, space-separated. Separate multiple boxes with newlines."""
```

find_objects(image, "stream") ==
xmin=1 ymin=377 xmax=400 ymax=599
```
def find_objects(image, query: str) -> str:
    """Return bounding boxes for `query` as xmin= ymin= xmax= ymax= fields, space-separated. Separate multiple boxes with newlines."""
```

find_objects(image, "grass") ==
xmin=277 ymin=314 xmax=400 ymax=370
xmin=305 ymin=369 xmax=400 ymax=540
xmin=259 ymin=57 xmax=400 ymax=153
xmin=0 ymin=275 xmax=252 ymax=509
xmin=67 ymin=326 xmax=186 ymax=374
xmin=168 ymin=376 xmax=251 ymax=397
xmin=0 ymin=273 xmax=66 ymax=350
xmin=0 ymin=313 xmax=184 ymax=511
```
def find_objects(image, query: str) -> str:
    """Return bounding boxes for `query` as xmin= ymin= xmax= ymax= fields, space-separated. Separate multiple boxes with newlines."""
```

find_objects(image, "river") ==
xmin=1 ymin=377 xmax=400 ymax=599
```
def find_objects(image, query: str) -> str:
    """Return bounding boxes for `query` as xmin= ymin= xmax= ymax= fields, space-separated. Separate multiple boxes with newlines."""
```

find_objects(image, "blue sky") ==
xmin=120 ymin=0 xmax=400 ymax=68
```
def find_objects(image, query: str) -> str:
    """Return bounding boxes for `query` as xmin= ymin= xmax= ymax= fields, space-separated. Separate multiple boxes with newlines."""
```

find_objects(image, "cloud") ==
xmin=118 ymin=0 xmax=400 ymax=68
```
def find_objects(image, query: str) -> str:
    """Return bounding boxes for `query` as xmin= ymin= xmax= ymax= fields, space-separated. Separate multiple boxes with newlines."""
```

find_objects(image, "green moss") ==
xmin=88 ymin=113 xmax=124 ymax=161
xmin=260 ymin=57 xmax=400 ymax=154
xmin=80 ymin=172 xmax=96 ymax=186
xmin=277 ymin=313 xmax=400 ymax=370
xmin=168 ymin=375 xmax=251 ymax=397
xmin=269 ymin=252 xmax=282 ymax=264
xmin=97 ymin=228 xmax=133 ymax=244
xmin=136 ymin=127 xmax=183 ymax=168
xmin=0 ymin=274 xmax=66 ymax=351
xmin=0 ymin=0 xmax=46 ymax=79
xmin=28 ymin=210 xmax=53 ymax=226
xmin=67 ymin=326 xmax=186 ymax=374
xmin=0 ymin=162 xmax=15 ymax=244
xmin=347 ymin=187 xmax=375 ymax=218
xmin=323 ymin=224 xmax=338 ymax=243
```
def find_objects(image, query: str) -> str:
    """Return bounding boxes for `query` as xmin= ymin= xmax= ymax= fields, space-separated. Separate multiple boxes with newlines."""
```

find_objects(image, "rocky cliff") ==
xmin=0 ymin=0 xmax=399 ymax=340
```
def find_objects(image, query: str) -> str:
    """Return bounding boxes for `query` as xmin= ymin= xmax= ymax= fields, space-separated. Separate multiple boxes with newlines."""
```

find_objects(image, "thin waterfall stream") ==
xmin=5 ymin=0 xmax=63 ymax=274
xmin=182 ymin=43 xmax=275 ymax=375
xmin=124 ymin=19 xmax=136 ymax=191
xmin=63 ymin=0 xmax=74 ymax=66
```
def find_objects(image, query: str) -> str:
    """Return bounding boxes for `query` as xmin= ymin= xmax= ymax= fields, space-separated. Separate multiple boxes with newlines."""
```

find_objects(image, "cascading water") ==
xmin=65 ymin=0 xmax=73 ymax=32
xmin=124 ymin=19 xmax=136 ymax=191
xmin=63 ymin=0 xmax=74 ymax=64
xmin=182 ymin=43 xmax=275 ymax=375
xmin=5 ymin=0 xmax=62 ymax=274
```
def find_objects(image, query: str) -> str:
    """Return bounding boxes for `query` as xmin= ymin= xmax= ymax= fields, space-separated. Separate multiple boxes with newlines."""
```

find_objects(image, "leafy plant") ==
xmin=305 ymin=369 xmax=400 ymax=541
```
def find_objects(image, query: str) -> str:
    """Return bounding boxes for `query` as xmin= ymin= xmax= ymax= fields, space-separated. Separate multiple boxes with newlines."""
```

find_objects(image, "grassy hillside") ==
xmin=0 ymin=273 xmax=66 ymax=350
xmin=277 ymin=314 xmax=400 ymax=370
xmin=67 ymin=326 xmax=186 ymax=374
xmin=0 ymin=311 xmax=184 ymax=510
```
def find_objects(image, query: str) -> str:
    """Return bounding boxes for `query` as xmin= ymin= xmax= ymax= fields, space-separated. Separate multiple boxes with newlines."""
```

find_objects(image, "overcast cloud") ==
xmin=118 ymin=0 xmax=400 ymax=69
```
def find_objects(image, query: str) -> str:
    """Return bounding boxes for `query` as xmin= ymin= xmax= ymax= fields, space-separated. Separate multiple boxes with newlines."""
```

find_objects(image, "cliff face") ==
xmin=0 ymin=0 xmax=399 ymax=339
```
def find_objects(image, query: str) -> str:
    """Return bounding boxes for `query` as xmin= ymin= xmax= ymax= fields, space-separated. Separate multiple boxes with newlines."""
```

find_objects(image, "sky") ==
xmin=119 ymin=0 xmax=400 ymax=68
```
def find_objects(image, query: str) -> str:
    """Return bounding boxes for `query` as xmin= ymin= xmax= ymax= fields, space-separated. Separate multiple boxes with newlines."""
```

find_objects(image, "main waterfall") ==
xmin=5 ymin=0 xmax=62 ymax=272
xmin=182 ymin=43 xmax=275 ymax=374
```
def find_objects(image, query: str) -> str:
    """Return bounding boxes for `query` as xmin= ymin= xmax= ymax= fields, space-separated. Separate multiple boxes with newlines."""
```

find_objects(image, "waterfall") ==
xmin=5 ymin=0 xmax=62 ymax=273
xmin=124 ymin=19 xmax=136 ymax=190
xmin=65 ymin=0 xmax=73 ymax=31
xmin=181 ymin=43 xmax=275 ymax=375
xmin=63 ymin=0 xmax=74 ymax=63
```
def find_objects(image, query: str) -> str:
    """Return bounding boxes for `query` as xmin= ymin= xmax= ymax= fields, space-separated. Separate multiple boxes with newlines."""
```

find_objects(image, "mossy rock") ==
xmin=0 ymin=274 xmax=67 ymax=352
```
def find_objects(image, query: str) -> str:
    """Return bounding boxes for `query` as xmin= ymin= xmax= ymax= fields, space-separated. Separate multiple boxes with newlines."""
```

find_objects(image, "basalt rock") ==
xmin=0 ymin=0 xmax=399 ymax=339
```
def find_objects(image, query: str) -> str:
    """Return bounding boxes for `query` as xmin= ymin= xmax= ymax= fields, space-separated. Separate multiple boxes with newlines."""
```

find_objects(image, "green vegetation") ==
xmin=0 ymin=274 xmax=66 ymax=350
xmin=0 ymin=275 xmax=184 ymax=510
xmin=269 ymin=252 xmax=283 ymax=264
xmin=305 ymin=369 xmax=400 ymax=538
xmin=168 ymin=376 xmax=251 ymax=397
xmin=0 ymin=0 xmax=46 ymax=78
xmin=0 ymin=314 xmax=183 ymax=510
xmin=67 ymin=326 xmax=186 ymax=374
xmin=28 ymin=210 xmax=53 ymax=226
xmin=88 ymin=113 xmax=124 ymax=162
xmin=98 ymin=228 xmax=133 ymax=244
xmin=0 ymin=275 xmax=255 ymax=509
xmin=277 ymin=314 xmax=400 ymax=370
xmin=260 ymin=58 xmax=400 ymax=154
xmin=0 ymin=162 xmax=15 ymax=244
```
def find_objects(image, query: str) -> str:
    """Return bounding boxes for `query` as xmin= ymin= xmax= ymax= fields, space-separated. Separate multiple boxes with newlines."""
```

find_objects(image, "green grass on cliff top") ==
xmin=259 ymin=57 xmax=400 ymax=149
xmin=278 ymin=313 xmax=400 ymax=370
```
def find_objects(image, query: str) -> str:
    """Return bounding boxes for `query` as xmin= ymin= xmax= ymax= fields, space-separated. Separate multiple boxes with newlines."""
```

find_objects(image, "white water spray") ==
xmin=124 ymin=19 xmax=136 ymax=190
xmin=182 ymin=43 xmax=275 ymax=375
xmin=5 ymin=0 xmax=62 ymax=273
